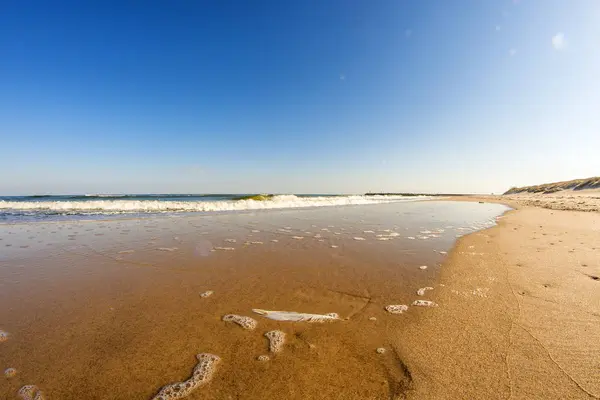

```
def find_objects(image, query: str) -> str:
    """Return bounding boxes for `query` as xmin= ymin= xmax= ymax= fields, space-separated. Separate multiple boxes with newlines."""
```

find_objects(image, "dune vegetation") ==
xmin=504 ymin=177 xmax=600 ymax=194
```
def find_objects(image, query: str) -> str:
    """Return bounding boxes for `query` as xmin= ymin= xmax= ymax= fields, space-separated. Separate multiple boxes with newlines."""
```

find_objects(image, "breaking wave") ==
xmin=0 ymin=194 xmax=429 ymax=215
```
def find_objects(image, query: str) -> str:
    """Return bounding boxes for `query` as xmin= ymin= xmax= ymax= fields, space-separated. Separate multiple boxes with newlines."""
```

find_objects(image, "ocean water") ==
xmin=0 ymin=194 xmax=431 ymax=223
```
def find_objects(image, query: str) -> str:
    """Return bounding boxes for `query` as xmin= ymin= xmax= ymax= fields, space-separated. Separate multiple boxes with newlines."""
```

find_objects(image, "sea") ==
xmin=0 ymin=194 xmax=431 ymax=223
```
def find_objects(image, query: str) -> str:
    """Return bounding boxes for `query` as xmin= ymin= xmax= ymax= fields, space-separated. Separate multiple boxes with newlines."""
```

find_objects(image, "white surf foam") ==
xmin=0 ymin=195 xmax=430 ymax=215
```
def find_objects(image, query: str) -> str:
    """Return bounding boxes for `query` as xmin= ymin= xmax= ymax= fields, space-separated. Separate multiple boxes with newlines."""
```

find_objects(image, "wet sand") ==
xmin=3 ymin=199 xmax=598 ymax=399
xmin=0 ymin=201 xmax=505 ymax=399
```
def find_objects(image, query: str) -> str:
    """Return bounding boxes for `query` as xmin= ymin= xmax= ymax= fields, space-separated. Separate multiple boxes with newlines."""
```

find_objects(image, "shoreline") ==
xmin=0 ymin=200 xmax=504 ymax=399
xmin=398 ymin=197 xmax=600 ymax=399
xmin=1 ymin=198 xmax=598 ymax=399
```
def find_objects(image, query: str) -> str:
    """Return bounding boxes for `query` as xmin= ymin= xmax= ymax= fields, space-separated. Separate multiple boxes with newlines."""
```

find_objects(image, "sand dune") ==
xmin=504 ymin=177 xmax=600 ymax=194
xmin=500 ymin=177 xmax=600 ymax=213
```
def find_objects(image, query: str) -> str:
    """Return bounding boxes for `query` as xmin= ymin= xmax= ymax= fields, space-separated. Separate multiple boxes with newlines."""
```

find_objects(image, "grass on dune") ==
xmin=504 ymin=177 xmax=600 ymax=195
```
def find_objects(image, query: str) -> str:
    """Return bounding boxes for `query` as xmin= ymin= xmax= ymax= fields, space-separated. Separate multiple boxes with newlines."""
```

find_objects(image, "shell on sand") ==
xmin=253 ymin=309 xmax=340 ymax=322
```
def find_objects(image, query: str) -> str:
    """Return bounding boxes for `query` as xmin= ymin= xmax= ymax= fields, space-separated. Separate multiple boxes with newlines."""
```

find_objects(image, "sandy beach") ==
xmin=1 ymin=197 xmax=598 ymax=399
xmin=398 ymin=195 xmax=600 ymax=399
xmin=3 ymin=0 xmax=598 ymax=397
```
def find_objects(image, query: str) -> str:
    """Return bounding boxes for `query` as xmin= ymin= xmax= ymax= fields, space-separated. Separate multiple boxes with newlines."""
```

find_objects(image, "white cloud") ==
xmin=509 ymin=48 xmax=517 ymax=56
xmin=552 ymin=33 xmax=567 ymax=50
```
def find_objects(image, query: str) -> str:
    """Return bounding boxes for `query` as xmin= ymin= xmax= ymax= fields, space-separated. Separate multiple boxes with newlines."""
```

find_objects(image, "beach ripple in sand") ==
xmin=152 ymin=353 xmax=220 ymax=400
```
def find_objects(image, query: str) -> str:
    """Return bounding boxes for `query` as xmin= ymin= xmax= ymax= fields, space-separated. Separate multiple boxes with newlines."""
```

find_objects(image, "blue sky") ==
xmin=1 ymin=0 xmax=599 ymax=195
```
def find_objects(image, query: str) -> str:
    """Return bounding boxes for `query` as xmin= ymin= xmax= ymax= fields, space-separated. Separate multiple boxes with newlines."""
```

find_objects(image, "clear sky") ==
xmin=1 ymin=0 xmax=599 ymax=195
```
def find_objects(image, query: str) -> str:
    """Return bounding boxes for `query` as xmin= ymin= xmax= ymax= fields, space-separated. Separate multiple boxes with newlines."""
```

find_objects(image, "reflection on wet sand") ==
xmin=0 ymin=201 xmax=507 ymax=399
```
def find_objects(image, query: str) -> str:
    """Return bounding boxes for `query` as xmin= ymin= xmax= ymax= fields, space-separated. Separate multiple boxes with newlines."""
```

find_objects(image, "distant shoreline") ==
xmin=365 ymin=192 xmax=470 ymax=197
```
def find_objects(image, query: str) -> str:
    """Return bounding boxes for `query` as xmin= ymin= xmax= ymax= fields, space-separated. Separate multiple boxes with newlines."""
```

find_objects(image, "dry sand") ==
xmin=398 ymin=197 xmax=600 ymax=399
xmin=502 ymin=190 xmax=600 ymax=212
